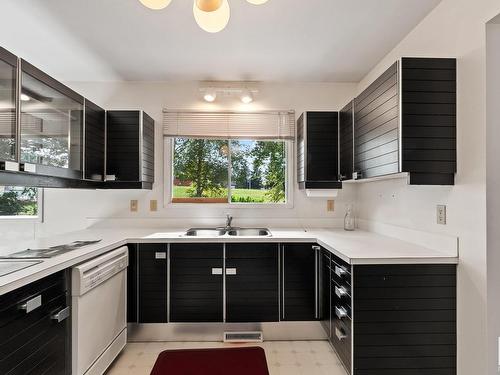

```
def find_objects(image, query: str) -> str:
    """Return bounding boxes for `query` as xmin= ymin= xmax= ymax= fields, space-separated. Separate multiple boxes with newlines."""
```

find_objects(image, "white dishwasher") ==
xmin=72 ymin=246 xmax=128 ymax=375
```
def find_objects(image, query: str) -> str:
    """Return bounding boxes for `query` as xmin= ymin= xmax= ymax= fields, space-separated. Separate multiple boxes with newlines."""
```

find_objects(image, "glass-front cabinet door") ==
xmin=19 ymin=60 xmax=83 ymax=179
xmin=0 ymin=47 xmax=18 ymax=167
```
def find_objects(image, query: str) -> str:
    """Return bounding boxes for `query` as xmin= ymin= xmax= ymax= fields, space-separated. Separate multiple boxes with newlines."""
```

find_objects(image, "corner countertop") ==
xmin=0 ymin=227 xmax=458 ymax=295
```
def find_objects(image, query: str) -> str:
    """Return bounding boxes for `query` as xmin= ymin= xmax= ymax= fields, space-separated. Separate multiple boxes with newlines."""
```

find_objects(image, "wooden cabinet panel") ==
xmin=281 ymin=243 xmax=318 ymax=321
xmin=170 ymin=244 xmax=223 ymax=323
xmin=137 ymin=244 xmax=168 ymax=323
xmin=297 ymin=112 xmax=342 ymax=189
xmin=225 ymin=243 xmax=279 ymax=323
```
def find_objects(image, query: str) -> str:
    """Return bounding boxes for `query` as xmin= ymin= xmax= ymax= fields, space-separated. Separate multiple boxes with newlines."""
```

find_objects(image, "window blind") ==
xmin=163 ymin=110 xmax=295 ymax=140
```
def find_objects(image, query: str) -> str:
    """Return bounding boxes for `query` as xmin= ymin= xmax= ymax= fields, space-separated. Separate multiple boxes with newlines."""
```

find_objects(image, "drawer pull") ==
xmin=335 ymin=286 xmax=347 ymax=298
xmin=226 ymin=268 xmax=237 ymax=275
xmin=18 ymin=295 xmax=42 ymax=313
xmin=335 ymin=326 xmax=347 ymax=341
xmin=335 ymin=306 xmax=348 ymax=319
xmin=155 ymin=252 xmax=166 ymax=259
xmin=51 ymin=307 xmax=70 ymax=323
xmin=211 ymin=268 xmax=223 ymax=275
xmin=334 ymin=266 xmax=347 ymax=277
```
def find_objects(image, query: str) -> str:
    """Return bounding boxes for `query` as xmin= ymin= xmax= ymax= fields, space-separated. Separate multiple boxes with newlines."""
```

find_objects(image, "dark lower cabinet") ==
xmin=138 ymin=244 xmax=168 ymax=323
xmin=281 ymin=243 xmax=319 ymax=321
xmin=0 ymin=271 xmax=70 ymax=375
xmin=353 ymin=264 xmax=456 ymax=375
xmin=320 ymin=249 xmax=331 ymax=336
xmin=322 ymin=261 xmax=457 ymax=375
xmin=170 ymin=243 xmax=224 ymax=323
xmin=225 ymin=243 xmax=279 ymax=322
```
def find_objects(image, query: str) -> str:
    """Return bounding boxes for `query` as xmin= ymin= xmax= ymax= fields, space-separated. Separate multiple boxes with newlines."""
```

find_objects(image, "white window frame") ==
xmin=164 ymin=137 xmax=294 ymax=209
xmin=0 ymin=187 xmax=44 ymax=222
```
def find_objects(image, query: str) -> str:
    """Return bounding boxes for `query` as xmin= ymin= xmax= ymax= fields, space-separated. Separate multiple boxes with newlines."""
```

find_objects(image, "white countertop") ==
xmin=0 ymin=227 xmax=458 ymax=295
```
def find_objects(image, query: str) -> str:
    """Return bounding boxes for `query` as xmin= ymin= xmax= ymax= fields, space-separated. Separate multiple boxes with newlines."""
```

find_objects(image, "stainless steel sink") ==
xmin=184 ymin=228 xmax=226 ymax=237
xmin=183 ymin=227 xmax=272 ymax=237
xmin=227 ymin=228 xmax=272 ymax=237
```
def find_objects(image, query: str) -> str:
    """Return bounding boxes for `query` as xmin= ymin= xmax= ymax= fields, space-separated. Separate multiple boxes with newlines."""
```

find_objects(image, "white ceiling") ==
xmin=0 ymin=0 xmax=441 ymax=82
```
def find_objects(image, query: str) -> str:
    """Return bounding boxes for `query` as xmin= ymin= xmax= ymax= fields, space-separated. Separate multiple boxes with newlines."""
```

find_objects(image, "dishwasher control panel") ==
xmin=72 ymin=246 xmax=128 ymax=296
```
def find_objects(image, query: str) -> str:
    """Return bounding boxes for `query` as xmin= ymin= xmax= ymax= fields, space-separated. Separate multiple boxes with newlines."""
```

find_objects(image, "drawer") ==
xmin=332 ymin=277 xmax=352 ymax=298
xmin=0 ymin=272 xmax=67 ymax=334
xmin=331 ymin=318 xmax=352 ymax=373
xmin=331 ymin=259 xmax=351 ymax=286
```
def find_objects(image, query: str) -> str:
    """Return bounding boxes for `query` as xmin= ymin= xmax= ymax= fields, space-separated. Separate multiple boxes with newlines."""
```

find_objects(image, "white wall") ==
xmin=4 ymin=81 xmax=357 ymax=239
xmin=354 ymin=0 xmax=500 ymax=373
xmin=486 ymin=17 xmax=500 ymax=375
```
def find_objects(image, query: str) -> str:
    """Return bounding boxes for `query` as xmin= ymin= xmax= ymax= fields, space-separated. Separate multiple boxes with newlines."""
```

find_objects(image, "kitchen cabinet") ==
xmin=322 ymin=261 xmax=457 ymax=375
xmin=106 ymin=110 xmax=154 ymax=189
xmin=297 ymin=112 xmax=342 ymax=190
xmin=320 ymin=249 xmax=331 ymax=336
xmin=19 ymin=59 xmax=84 ymax=180
xmin=339 ymin=101 xmax=354 ymax=181
xmin=83 ymin=99 xmax=105 ymax=181
xmin=170 ymin=243 xmax=224 ymax=323
xmin=225 ymin=243 xmax=279 ymax=323
xmin=138 ymin=244 xmax=168 ymax=323
xmin=0 ymin=46 xmax=19 ymax=170
xmin=281 ymin=243 xmax=319 ymax=321
xmin=0 ymin=270 xmax=70 ymax=375
xmin=353 ymin=57 xmax=457 ymax=185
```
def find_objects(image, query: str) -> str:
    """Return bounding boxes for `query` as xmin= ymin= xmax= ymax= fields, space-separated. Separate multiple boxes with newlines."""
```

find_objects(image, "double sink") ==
xmin=184 ymin=228 xmax=272 ymax=237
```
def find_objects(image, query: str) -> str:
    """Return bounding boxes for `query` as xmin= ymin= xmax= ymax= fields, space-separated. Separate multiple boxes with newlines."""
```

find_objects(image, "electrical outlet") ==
xmin=437 ymin=205 xmax=446 ymax=225
xmin=327 ymin=200 xmax=335 ymax=212
xmin=150 ymin=200 xmax=158 ymax=212
xmin=130 ymin=200 xmax=138 ymax=212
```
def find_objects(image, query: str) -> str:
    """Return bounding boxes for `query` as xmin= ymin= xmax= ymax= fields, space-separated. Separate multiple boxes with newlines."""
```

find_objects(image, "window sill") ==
xmin=166 ymin=201 xmax=294 ymax=209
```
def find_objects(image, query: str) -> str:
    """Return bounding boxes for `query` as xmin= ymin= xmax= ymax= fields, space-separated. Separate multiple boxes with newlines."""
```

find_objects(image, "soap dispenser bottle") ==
xmin=344 ymin=204 xmax=355 ymax=231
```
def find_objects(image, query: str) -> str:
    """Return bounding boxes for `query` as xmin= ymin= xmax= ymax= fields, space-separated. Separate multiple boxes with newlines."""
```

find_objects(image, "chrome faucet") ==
xmin=225 ymin=214 xmax=233 ymax=230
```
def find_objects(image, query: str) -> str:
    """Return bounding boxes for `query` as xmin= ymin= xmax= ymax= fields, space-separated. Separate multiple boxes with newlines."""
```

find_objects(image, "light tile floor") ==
xmin=105 ymin=341 xmax=348 ymax=375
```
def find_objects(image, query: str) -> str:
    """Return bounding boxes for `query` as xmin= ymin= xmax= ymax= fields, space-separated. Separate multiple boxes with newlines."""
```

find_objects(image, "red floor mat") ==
xmin=150 ymin=346 xmax=269 ymax=375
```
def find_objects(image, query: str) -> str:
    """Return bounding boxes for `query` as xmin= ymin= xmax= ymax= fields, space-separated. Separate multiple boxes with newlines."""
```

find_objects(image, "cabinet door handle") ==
xmin=335 ymin=306 xmax=348 ymax=319
xmin=18 ymin=295 xmax=42 ymax=313
xmin=312 ymin=245 xmax=321 ymax=251
xmin=335 ymin=266 xmax=346 ymax=277
xmin=335 ymin=326 xmax=347 ymax=341
xmin=335 ymin=286 xmax=347 ymax=298
xmin=51 ymin=306 xmax=70 ymax=323
xmin=226 ymin=268 xmax=237 ymax=275
xmin=155 ymin=252 xmax=166 ymax=259
xmin=211 ymin=268 xmax=223 ymax=275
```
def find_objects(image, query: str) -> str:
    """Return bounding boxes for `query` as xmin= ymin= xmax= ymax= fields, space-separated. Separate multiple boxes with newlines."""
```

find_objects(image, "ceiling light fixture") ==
xmin=193 ymin=0 xmax=230 ymax=33
xmin=138 ymin=0 xmax=268 ymax=33
xmin=240 ymin=89 xmax=253 ymax=104
xmin=246 ymin=0 xmax=269 ymax=4
xmin=20 ymin=94 xmax=30 ymax=101
xmin=203 ymin=89 xmax=217 ymax=102
xmin=139 ymin=0 xmax=172 ymax=10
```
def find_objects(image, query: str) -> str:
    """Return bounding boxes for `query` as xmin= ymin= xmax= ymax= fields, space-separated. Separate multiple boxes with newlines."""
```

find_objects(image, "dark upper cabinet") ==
xmin=0 ymin=271 xmax=70 ymax=375
xmin=106 ymin=110 xmax=154 ymax=188
xmin=281 ymin=243 xmax=319 ymax=321
xmin=225 ymin=243 xmax=279 ymax=323
xmin=352 ymin=58 xmax=456 ymax=185
xmin=0 ymin=47 xmax=18 ymax=169
xmin=354 ymin=62 xmax=400 ymax=180
xmin=297 ymin=111 xmax=342 ymax=189
xmin=400 ymin=57 xmax=457 ymax=185
xmin=83 ymin=99 xmax=105 ymax=181
xmin=19 ymin=59 xmax=84 ymax=179
xmin=169 ymin=243 xmax=224 ymax=323
xmin=339 ymin=101 xmax=354 ymax=181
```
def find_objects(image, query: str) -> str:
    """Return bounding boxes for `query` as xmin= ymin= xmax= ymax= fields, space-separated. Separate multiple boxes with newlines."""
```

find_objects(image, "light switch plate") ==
xmin=150 ymin=200 xmax=158 ymax=212
xmin=437 ymin=205 xmax=446 ymax=225
xmin=130 ymin=200 xmax=138 ymax=212
xmin=327 ymin=200 xmax=335 ymax=212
